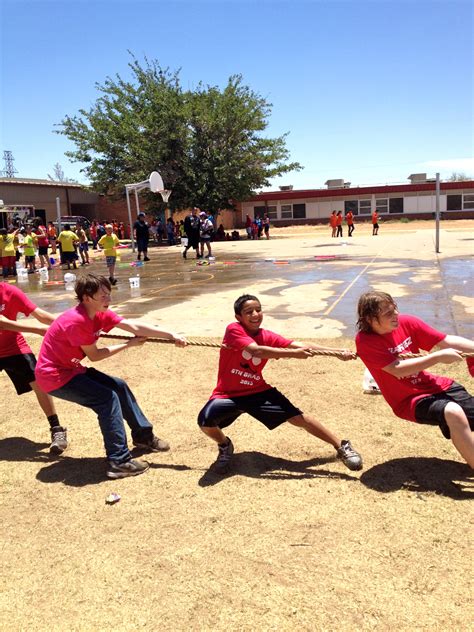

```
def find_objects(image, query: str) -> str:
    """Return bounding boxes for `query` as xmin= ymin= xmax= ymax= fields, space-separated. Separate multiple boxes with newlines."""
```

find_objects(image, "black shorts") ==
xmin=198 ymin=387 xmax=302 ymax=431
xmin=0 ymin=353 xmax=36 ymax=395
xmin=414 ymin=382 xmax=474 ymax=439
xmin=38 ymin=246 xmax=49 ymax=255
xmin=62 ymin=251 xmax=76 ymax=263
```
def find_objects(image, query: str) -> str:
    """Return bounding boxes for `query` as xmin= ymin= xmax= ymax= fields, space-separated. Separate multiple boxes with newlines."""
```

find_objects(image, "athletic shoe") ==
xmin=213 ymin=437 xmax=234 ymax=474
xmin=107 ymin=458 xmax=149 ymax=479
xmin=50 ymin=426 xmax=68 ymax=455
xmin=143 ymin=256 xmax=150 ymax=262
xmin=337 ymin=439 xmax=363 ymax=471
xmin=182 ymin=250 xmax=187 ymax=259
xmin=109 ymin=277 xmax=118 ymax=286
xmin=133 ymin=435 xmax=170 ymax=452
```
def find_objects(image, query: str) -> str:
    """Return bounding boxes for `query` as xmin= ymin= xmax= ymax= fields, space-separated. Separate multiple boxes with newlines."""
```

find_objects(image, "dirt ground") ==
xmin=0 ymin=220 xmax=473 ymax=631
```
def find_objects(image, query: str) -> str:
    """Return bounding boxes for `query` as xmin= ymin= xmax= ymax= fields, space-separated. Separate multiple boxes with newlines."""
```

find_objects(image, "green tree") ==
xmin=57 ymin=56 xmax=301 ymax=214
xmin=447 ymin=172 xmax=472 ymax=182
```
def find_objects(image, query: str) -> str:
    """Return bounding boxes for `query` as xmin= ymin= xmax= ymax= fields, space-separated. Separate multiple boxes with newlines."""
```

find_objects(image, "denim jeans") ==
xmin=50 ymin=367 xmax=153 ymax=463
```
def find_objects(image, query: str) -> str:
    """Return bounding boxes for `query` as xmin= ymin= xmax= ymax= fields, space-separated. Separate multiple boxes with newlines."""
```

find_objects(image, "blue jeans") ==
xmin=50 ymin=368 xmax=153 ymax=463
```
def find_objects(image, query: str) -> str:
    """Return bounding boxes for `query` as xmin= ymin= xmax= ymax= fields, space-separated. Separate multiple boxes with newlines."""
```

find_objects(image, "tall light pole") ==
xmin=435 ymin=172 xmax=440 ymax=253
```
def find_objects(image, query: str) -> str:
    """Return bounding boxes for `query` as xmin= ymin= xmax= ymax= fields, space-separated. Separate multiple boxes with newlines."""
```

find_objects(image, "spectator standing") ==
xmin=245 ymin=215 xmax=252 ymax=239
xmin=182 ymin=207 xmax=201 ymax=259
xmin=33 ymin=219 xmax=50 ymax=270
xmin=372 ymin=210 xmax=380 ymax=235
xmin=89 ymin=221 xmax=99 ymax=250
xmin=336 ymin=211 xmax=343 ymax=238
xmin=76 ymin=222 xmax=90 ymax=266
xmin=133 ymin=213 xmax=151 ymax=261
xmin=329 ymin=211 xmax=337 ymax=237
xmin=57 ymin=224 xmax=79 ymax=270
xmin=346 ymin=210 xmax=355 ymax=237
xmin=98 ymin=224 xmax=120 ymax=285
xmin=199 ymin=211 xmax=214 ymax=258
xmin=166 ymin=218 xmax=176 ymax=246
xmin=263 ymin=214 xmax=270 ymax=239
xmin=47 ymin=221 xmax=58 ymax=254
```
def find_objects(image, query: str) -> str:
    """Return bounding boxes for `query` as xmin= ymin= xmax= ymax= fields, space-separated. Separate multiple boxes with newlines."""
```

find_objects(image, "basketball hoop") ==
xmin=159 ymin=190 xmax=172 ymax=204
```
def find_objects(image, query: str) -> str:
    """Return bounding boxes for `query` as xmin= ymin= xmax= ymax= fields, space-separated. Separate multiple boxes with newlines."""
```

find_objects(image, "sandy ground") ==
xmin=0 ymin=219 xmax=473 ymax=631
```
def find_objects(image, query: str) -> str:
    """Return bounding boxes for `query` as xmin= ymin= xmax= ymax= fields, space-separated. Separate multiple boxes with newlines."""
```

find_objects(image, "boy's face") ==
xmin=236 ymin=300 xmax=263 ymax=334
xmin=83 ymin=286 xmax=112 ymax=312
xmin=369 ymin=301 xmax=399 ymax=334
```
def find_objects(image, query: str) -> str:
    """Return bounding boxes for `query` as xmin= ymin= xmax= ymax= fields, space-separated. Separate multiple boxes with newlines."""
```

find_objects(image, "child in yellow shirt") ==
xmin=98 ymin=224 xmax=120 ymax=285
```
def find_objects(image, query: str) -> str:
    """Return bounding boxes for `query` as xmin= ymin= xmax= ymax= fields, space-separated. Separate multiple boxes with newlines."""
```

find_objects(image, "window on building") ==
xmin=267 ymin=205 xmax=277 ymax=220
xmin=463 ymin=194 xmax=474 ymax=210
xmin=375 ymin=198 xmax=388 ymax=214
xmin=344 ymin=201 xmax=358 ymax=216
xmin=446 ymin=195 xmax=462 ymax=211
xmin=253 ymin=206 xmax=266 ymax=219
xmin=389 ymin=198 xmax=404 ymax=214
xmin=293 ymin=203 xmax=306 ymax=219
xmin=281 ymin=204 xmax=292 ymax=219
xmin=359 ymin=199 xmax=371 ymax=215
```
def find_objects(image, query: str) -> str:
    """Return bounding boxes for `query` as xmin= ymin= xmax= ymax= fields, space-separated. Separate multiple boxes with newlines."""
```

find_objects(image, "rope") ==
xmin=99 ymin=334 xmax=474 ymax=358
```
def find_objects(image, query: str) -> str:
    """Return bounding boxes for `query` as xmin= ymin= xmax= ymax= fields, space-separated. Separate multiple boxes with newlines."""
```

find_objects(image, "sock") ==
xmin=47 ymin=414 xmax=60 ymax=429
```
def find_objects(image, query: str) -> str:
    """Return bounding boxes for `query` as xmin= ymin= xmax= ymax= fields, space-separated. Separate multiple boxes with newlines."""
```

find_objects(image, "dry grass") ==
xmin=1 ymin=334 xmax=472 ymax=631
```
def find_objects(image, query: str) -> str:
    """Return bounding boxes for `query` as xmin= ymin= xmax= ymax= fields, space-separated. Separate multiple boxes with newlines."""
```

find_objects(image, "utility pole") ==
xmin=0 ymin=151 xmax=19 ymax=177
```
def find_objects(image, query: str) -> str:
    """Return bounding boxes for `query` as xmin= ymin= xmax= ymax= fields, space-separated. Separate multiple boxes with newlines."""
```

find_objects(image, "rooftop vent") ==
xmin=279 ymin=185 xmax=294 ymax=191
xmin=325 ymin=179 xmax=345 ymax=189
xmin=408 ymin=173 xmax=428 ymax=184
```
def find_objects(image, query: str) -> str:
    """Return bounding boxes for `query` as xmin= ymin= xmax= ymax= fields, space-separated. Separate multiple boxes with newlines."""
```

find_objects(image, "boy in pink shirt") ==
xmin=35 ymin=273 xmax=187 ymax=479
xmin=197 ymin=294 xmax=363 ymax=474
xmin=0 ymin=283 xmax=68 ymax=453
xmin=356 ymin=291 xmax=474 ymax=467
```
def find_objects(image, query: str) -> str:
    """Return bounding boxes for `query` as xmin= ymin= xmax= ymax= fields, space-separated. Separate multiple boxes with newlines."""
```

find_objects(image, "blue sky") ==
xmin=1 ymin=0 xmax=472 ymax=190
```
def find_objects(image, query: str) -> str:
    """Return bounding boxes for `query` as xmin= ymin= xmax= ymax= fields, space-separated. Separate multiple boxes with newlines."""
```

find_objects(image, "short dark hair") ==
xmin=64 ymin=224 xmax=71 ymax=231
xmin=75 ymin=274 xmax=111 ymax=303
xmin=357 ymin=291 xmax=397 ymax=333
xmin=234 ymin=294 xmax=260 ymax=315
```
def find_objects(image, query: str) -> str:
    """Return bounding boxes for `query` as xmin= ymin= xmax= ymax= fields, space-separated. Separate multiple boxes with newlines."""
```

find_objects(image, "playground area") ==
xmin=0 ymin=220 xmax=473 ymax=630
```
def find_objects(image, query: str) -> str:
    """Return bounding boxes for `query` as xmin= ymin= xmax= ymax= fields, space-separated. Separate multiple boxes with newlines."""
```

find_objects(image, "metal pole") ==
xmin=56 ymin=197 xmax=62 ymax=233
xmin=125 ymin=186 xmax=135 ymax=252
xmin=435 ymin=172 xmax=440 ymax=253
xmin=134 ymin=188 xmax=140 ymax=215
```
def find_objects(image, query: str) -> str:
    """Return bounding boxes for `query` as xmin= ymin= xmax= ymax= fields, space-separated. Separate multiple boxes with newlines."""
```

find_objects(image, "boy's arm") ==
xmin=115 ymin=319 xmax=187 ymax=347
xmin=31 ymin=307 xmax=56 ymax=325
xmin=81 ymin=336 xmax=145 ymax=362
xmin=290 ymin=341 xmax=356 ymax=361
xmin=436 ymin=334 xmax=474 ymax=354
xmin=383 ymin=349 xmax=463 ymax=378
xmin=0 ymin=315 xmax=49 ymax=336
xmin=243 ymin=342 xmax=316 ymax=360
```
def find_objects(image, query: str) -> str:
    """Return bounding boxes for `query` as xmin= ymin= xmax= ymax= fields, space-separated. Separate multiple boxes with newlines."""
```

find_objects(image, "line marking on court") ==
xmin=322 ymin=240 xmax=394 ymax=317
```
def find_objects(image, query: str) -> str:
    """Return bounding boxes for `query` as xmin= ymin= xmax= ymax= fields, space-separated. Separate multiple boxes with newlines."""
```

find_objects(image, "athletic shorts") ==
xmin=197 ymin=387 xmax=302 ymax=431
xmin=373 ymin=223 xmax=379 ymax=229
xmin=105 ymin=256 xmax=116 ymax=267
xmin=0 ymin=353 xmax=36 ymax=395
xmin=25 ymin=255 xmax=36 ymax=263
xmin=414 ymin=382 xmax=474 ymax=439
xmin=62 ymin=251 xmax=76 ymax=263
xmin=79 ymin=242 xmax=89 ymax=252
xmin=38 ymin=246 xmax=49 ymax=255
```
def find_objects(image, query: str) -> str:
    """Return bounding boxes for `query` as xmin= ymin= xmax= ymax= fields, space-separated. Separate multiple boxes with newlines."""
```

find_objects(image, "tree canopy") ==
xmin=57 ymin=56 xmax=301 ymax=214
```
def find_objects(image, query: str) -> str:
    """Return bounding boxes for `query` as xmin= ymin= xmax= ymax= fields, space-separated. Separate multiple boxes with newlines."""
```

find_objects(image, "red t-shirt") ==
xmin=336 ymin=215 xmax=343 ymax=226
xmin=211 ymin=322 xmax=293 ymax=399
xmin=0 ymin=283 xmax=36 ymax=358
xmin=329 ymin=215 xmax=337 ymax=227
xmin=346 ymin=212 xmax=354 ymax=225
xmin=35 ymin=304 xmax=123 ymax=392
xmin=356 ymin=314 xmax=452 ymax=421
xmin=35 ymin=226 xmax=49 ymax=247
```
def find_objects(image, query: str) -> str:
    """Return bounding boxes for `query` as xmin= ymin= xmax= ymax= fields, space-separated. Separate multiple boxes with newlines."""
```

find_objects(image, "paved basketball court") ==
xmin=16 ymin=223 xmax=473 ymax=340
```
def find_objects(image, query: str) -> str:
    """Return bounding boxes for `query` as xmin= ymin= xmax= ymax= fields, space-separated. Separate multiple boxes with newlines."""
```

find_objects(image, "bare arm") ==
xmin=116 ymin=319 xmax=187 ymax=347
xmin=437 ymin=334 xmax=474 ymax=354
xmin=31 ymin=307 xmax=56 ymax=325
xmin=244 ymin=342 xmax=316 ymax=360
xmin=0 ymin=315 xmax=48 ymax=336
xmin=290 ymin=341 xmax=357 ymax=361
xmin=81 ymin=336 xmax=145 ymax=362
xmin=383 ymin=349 xmax=463 ymax=378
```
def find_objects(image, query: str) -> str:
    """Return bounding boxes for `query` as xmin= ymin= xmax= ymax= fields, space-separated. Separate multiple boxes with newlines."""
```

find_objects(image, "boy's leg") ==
xmin=50 ymin=371 xmax=132 ymax=463
xmin=287 ymin=413 xmax=339 ymax=448
xmin=444 ymin=403 xmax=474 ymax=467
xmin=198 ymin=398 xmax=241 ymax=472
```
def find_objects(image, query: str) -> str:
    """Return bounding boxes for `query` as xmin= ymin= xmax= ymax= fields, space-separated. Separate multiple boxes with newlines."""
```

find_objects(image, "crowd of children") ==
xmin=329 ymin=210 xmax=380 ymax=237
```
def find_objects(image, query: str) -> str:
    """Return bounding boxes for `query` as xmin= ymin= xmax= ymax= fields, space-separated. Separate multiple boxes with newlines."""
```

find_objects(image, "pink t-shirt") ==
xmin=211 ymin=322 xmax=292 ymax=399
xmin=0 ymin=283 xmax=36 ymax=358
xmin=35 ymin=304 xmax=123 ymax=392
xmin=356 ymin=314 xmax=453 ymax=421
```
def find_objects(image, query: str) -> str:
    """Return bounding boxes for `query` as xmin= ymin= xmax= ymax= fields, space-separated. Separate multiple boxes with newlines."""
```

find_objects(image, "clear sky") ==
xmin=1 ymin=0 xmax=473 ymax=190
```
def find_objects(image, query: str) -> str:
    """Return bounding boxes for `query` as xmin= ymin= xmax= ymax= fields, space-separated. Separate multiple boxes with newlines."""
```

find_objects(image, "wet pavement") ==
xmin=12 ymin=227 xmax=474 ymax=339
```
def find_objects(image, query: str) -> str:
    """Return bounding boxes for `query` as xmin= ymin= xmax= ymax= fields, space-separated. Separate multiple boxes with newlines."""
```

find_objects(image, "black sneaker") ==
xmin=50 ymin=426 xmax=68 ymax=455
xmin=337 ymin=439 xmax=363 ymax=471
xmin=109 ymin=277 xmax=118 ymax=286
xmin=182 ymin=250 xmax=187 ymax=259
xmin=133 ymin=435 xmax=170 ymax=452
xmin=107 ymin=458 xmax=149 ymax=479
xmin=143 ymin=256 xmax=150 ymax=262
xmin=213 ymin=437 xmax=234 ymax=474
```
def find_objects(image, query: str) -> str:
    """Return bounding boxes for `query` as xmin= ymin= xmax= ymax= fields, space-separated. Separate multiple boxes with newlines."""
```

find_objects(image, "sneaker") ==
xmin=337 ymin=439 xmax=363 ymax=471
xmin=133 ymin=435 xmax=170 ymax=452
xmin=143 ymin=256 xmax=150 ymax=262
xmin=50 ymin=426 xmax=68 ymax=455
xmin=107 ymin=458 xmax=149 ymax=479
xmin=182 ymin=250 xmax=187 ymax=259
xmin=213 ymin=437 xmax=234 ymax=474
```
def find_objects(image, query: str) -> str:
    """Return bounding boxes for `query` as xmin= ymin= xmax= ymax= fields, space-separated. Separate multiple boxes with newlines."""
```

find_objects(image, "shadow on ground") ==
xmin=360 ymin=457 xmax=473 ymax=499
xmin=198 ymin=451 xmax=358 ymax=487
